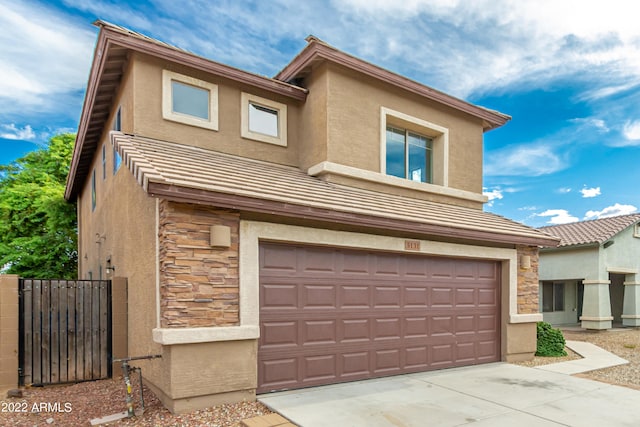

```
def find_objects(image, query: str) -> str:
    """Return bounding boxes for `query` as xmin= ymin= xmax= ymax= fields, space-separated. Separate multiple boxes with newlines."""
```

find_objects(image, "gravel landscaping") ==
xmin=3 ymin=327 xmax=640 ymax=426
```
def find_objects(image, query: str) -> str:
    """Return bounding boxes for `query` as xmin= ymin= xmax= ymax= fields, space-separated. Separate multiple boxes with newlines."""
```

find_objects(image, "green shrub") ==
xmin=535 ymin=321 xmax=567 ymax=357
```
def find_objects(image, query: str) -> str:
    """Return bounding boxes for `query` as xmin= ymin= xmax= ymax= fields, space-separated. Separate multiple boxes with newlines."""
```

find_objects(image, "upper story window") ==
xmin=162 ymin=70 xmax=218 ymax=130
xmin=380 ymin=107 xmax=449 ymax=187
xmin=91 ymin=169 xmax=96 ymax=211
xmin=241 ymin=92 xmax=287 ymax=146
xmin=386 ymin=126 xmax=433 ymax=183
xmin=113 ymin=107 xmax=122 ymax=174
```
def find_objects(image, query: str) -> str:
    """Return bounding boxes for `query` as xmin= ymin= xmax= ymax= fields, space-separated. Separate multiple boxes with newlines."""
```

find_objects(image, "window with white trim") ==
xmin=162 ymin=70 xmax=218 ymax=130
xmin=241 ymin=92 xmax=287 ymax=146
xmin=380 ymin=107 xmax=448 ymax=187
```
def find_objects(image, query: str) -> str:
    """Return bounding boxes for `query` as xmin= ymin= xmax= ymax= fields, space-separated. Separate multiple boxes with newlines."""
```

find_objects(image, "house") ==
xmin=64 ymin=21 xmax=559 ymax=413
xmin=538 ymin=214 xmax=640 ymax=329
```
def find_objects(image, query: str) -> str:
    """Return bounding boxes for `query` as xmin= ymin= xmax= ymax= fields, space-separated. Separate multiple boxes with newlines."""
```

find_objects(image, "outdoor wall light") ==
xmin=520 ymin=255 xmax=531 ymax=270
xmin=106 ymin=257 xmax=116 ymax=275
xmin=210 ymin=225 xmax=231 ymax=248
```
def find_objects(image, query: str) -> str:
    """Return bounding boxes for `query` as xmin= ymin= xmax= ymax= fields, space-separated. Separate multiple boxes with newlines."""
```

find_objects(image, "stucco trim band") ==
xmin=624 ymin=282 xmax=640 ymax=286
xmin=583 ymin=280 xmax=611 ymax=285
xmin=580 ymin=316 xmax=614 ymax=321
xmin=152 ymin=325 xmax=259 ymax=345
xmin=307 ymin=161 xmax=487 ymax=204
xmin=509 ymin=313 xmax=543 ymax=323
xmin=607 ymin=267 xmax=638 ymax=274
xmin=621 ymin=315 xmax=640 ymax=319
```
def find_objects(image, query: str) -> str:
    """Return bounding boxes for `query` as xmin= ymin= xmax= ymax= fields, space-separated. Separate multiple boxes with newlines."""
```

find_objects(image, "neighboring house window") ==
xmin=102 ymin=144 xmax=106 ymax=180
xmin=241 ymin=92 xmax=287 ymax=146
xmin=88 ymin=271 xmax=93 ymax=280
xmin=113 ymin=107 xmax=122 ymax=174
xmin=380 ymin=107 xmax=449 ymax=187
xmin=162 ymin=70 xmax=218 ymax=130
xmin=386 ymin=126 xmax=433 ymax=183
xmin=542 ymin=281 xmax=564 ymax=312
xmin=91 ymin=169 xmax=96 ymax=211
xmin=634 ymin=223 xmax=640 ymax=238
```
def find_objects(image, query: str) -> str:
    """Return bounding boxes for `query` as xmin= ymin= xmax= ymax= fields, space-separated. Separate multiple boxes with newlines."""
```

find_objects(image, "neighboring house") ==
xmin=539 ymin=214 xmax=640 ymax=329
xmin=64 ymin=21 xmax=559 ymax=413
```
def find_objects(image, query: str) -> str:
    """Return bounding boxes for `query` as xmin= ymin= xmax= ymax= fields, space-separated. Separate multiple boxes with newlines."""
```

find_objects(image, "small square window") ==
xmin=162 ymin=70 xmax=218 ymax=130
xmin=241 ymin=92 xmax=287 ymax=146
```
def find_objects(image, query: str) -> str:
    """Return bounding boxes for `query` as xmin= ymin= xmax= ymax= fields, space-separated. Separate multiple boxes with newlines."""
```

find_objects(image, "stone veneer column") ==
xmin=622 ymin=280 xmax=640 ymax=327
xmin=516 ymin=245 xmax=539 ymax=314
xmin=581 ymin=280 xmax=613 ymax=329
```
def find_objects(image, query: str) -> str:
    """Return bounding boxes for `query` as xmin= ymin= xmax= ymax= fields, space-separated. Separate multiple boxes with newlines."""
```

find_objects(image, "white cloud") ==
xmin=580 ymin=187 xmax=601 ymax=198
xmin=0 ymin=124 xmax=35 ymax=140
xmin=485 ymin=144 xmax=564 ymax=176
xmin=584 ymin=203 xmax=638 ymax=220
xmin=483 ymin=188 xmax=503 ymax=201
xmin=623 ymin=120 xmax=640 ymax=140
xmin=569 ymin=118 xmax=610 ymax=132
xmin=557 ymin=187 xmax=572 ymax=194
xmin=0 ymin=0 xmax=95 ymax=112
xmin=538 ymin=209 xmax=579 ymax=225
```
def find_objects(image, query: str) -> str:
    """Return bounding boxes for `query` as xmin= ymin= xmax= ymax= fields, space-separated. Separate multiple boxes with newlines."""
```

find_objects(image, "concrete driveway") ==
xmin=259 ymin=363 xmax=640 ymax=426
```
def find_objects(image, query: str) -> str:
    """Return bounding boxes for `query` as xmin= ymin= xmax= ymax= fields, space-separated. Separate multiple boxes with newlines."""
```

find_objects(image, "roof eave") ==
xmin=275 ymin=37 xmax=511 ymax=131
xmin=147 ymin=182 xmax=560 ymax=248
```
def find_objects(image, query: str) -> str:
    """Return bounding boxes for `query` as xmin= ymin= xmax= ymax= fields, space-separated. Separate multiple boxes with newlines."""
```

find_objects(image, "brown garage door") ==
xmin=258 ymin=242 xmax=500 ymax=393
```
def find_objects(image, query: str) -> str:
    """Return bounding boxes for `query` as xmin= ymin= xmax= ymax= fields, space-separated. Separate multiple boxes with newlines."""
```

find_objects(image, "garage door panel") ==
xmin=341 ymin=318 xmax=370 ymax=342
xmin=373 ymin=317 xmax=401 ymax=340
xmin=432 ymin=287 xmax=454 ymax=306
xmin=431 ymin=316 xmax=454 ymax=335
xmin=404 ymin=286 xmax=429 ymax=307
xmin=340 ymin=285 xmax=370 ymax=308
xmin=302 ymin=320 xmax=337 ymax=345
xmin=374 ymin=286 xmax=401 ymax=307
xmin=302 ymin=284 xmax=337 ymax=309
xmin=341 ymin=352 xmax=370 ymax=376
xmin=258 ymin=243 xmax=500 ymax=394
xmin=261 ymin=283 xmax=298 ymax=309
xmin=261 ymin=321 xmax=298 ymax=349
xmin=261 ymin=245 xmax=298 ymax=274
xmin=374 ymin=349 xmax=401 ymax=373
xmin=404 ymin=316 xmax=428 ymax=338
xmin=302 ymin=354 xmax=337 ymax=382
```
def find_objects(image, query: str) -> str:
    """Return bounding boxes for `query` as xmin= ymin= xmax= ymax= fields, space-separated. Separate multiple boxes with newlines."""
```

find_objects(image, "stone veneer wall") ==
xmin=516 ymin=245 xmax=539 ymax=314
xmin=158 ymin=200 xmax=240 ymax=328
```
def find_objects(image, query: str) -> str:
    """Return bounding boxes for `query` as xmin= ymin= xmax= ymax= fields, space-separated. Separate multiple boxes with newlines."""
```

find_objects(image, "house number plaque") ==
xmin=404 ymin=240 xmax=421 ymax=251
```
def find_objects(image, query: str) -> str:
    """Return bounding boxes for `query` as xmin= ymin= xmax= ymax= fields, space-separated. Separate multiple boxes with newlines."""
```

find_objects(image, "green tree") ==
xmin=0 ymin=133 xmax=77 ymax=279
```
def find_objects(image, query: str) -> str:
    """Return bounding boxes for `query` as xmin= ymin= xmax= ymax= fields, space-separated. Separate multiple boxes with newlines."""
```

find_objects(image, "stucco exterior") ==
xmin=66 ymin=23 xmax=558 ymax=413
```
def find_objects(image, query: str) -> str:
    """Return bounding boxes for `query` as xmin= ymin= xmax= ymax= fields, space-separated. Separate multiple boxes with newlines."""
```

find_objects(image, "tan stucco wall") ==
xmin=298 ymin=62 xmax=329 ymax=170
xmin=149 ymin=340 xmax=257 ymax=414
xmin=324 ymin=63 xmax=485 ymax=194
xmin=504 ymin=322 xmax=537 ymax=362
xmin=129 ymin=53 xmax=300 ymax=167
xmin=77 ymin=65 xmax=163 ymax=386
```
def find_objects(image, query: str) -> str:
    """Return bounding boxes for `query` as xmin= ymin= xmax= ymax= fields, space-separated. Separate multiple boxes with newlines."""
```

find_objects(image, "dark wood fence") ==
xmin=18 ymin=279 xmax=112 ymax=386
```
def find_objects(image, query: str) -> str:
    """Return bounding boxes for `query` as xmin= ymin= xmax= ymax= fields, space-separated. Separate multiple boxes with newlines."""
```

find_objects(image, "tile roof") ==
xmin=539 ymin=214 xmax=640 ymax=247
xmin=112 ymin=132 xmax=559 ymax=247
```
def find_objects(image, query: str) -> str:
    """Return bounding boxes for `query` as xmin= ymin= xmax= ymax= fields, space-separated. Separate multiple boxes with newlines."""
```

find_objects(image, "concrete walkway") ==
xmin=258 ymin=343 xmax=636 ymax=426
xmin=535 ymin=340 xmax=629 ymax=375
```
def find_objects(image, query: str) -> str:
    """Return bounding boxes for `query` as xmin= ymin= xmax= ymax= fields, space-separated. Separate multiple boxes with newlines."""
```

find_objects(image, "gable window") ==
xmin=380 ymin=107 xmax=448 ymax=187
xmin=386 ymin=126 xmax=433 ymax=183
xmin=542 ymin=281 xmax=564 ymax=312
xmin=162 ymin=70 xmax=218 ymax=130
xmin=241 ymin=92 xmax=287 ymax=146
xmin=91 ymin=169 xmax=96 ymax=211
xmin=113 ymin=107 xmax=122 ymax=174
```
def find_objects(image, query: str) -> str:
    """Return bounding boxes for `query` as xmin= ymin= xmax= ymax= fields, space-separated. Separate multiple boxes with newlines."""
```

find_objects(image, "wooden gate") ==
xmin=18 ymin=279 xmax=112 ymax=386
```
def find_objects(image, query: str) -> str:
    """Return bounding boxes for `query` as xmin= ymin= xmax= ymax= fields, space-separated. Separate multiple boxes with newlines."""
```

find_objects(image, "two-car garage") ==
xmin=257 ymin=242 xmax=501 ymax=393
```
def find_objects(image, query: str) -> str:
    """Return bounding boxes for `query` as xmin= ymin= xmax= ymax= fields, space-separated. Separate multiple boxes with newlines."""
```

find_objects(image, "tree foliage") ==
xmin=0 ymin=133 xmax=77 ymax=279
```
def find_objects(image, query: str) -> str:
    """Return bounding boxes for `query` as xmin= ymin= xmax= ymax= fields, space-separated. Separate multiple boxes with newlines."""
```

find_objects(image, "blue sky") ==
xmin=2 ymin=0 xmax=639 ymax=228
